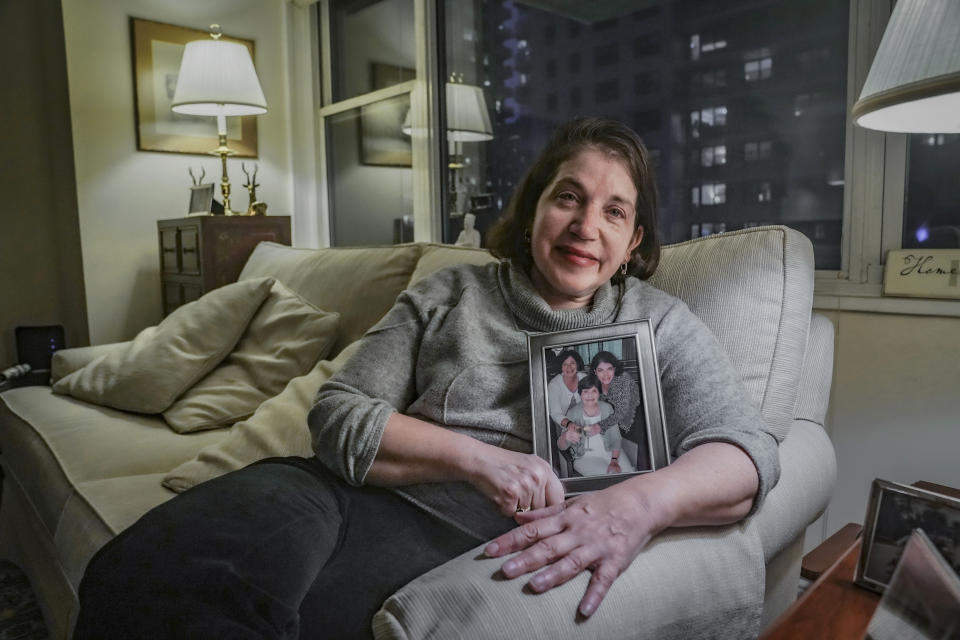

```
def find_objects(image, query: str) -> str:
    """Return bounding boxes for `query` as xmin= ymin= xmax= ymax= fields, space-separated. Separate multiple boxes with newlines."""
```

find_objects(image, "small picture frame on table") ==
xmin=864 ymin=529 xmax=960 ymax=640
xmin=855 ymin=478 xmax=960 ymax=594
xmin=187 ymin=183 xmax=215 ymax=215
xmin=527 ymin=319 xmax=670 ymax=496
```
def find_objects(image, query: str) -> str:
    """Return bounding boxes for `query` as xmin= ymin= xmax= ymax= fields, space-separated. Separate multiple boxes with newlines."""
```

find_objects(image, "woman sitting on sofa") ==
xmin=75 ymin=117 xmax=779 ymax=639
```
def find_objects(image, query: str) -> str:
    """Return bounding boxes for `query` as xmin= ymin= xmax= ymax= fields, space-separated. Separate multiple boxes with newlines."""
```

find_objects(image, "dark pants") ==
xmin=73 ymin=457 xmax=478 ymax=639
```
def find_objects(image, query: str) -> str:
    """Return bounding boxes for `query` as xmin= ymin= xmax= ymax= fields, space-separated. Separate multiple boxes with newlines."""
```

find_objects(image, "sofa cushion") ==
xmin=162 ymin=340 xmax=363 ymax=492
xmin=52 ymin=278 xmax=275 ymax=414
xmin=0 ymin=387 xmax=227 ymax=545
xmin=238 ymin=242 xmax=423 ymax=354
xmin=408 ymin=243 xmax=497 ymax=285
xmin=162 ymin=281 xmax=341 ymax=433
xmin=648 ymin=226 xmax=814 ymax=441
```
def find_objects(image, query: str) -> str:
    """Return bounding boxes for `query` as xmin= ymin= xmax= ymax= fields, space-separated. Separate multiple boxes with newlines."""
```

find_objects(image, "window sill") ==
xmin=813 ymin=279 xmax=960 ymax=318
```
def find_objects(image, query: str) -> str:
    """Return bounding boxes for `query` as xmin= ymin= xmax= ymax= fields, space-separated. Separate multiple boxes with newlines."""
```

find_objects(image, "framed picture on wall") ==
xmin=129 ymin=17 xmax=258 ymax=156
xmin=359 ymin=92 xmax=412 ymax=167
xmin=527 ymin=320 xmax=670 ymax=496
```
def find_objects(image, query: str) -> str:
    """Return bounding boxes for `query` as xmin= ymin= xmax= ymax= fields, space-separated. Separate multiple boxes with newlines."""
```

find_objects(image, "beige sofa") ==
xmin=0 ymin=226 xmax=836 ymax=639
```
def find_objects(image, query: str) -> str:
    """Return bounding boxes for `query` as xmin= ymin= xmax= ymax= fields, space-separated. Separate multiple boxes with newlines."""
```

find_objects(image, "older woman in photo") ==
xmin=74 ymin=117 xmax=778 ymax=639
xmin=547 ymin=348 xmax=586 ymax=428
xmin=558 ymin=374 xmax=636 ymax=476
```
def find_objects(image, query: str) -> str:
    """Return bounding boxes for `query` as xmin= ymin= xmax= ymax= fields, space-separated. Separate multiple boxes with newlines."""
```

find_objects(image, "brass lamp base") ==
xmin=210 ymin=134 xmax=243 ymax=216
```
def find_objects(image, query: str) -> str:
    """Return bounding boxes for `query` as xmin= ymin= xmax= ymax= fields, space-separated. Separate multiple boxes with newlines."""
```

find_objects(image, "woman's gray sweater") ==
xmin=308 ymin=261 xmax=780 ymax=541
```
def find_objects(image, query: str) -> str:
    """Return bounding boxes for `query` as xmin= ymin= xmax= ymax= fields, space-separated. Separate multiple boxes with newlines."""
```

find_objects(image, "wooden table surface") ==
xmin=761 ymin=538 xmax=880 ymax=639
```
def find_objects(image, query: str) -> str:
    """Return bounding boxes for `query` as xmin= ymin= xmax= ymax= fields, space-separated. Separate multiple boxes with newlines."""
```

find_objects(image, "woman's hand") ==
xmin=483 ymin=479 xmax=669 ymax=618
xmin=481 ymin=443 xmax=760 ymax=618
xmin=468 ymin=446 xmax=565 ymax=518
xmin=563 ymin=424 xmax=582 ymax=444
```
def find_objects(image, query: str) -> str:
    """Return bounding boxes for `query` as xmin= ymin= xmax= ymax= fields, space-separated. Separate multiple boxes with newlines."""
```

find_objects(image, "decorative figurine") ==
xmin=241 ymin=163 xmax=267 ymax=216
xmin=455 ymin=212 xmax=481 ymax=248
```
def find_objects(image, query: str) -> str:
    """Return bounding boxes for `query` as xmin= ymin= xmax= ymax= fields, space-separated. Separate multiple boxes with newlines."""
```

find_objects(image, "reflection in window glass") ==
xmin=329 ymin=0 xmax=415 ymax=102
xmin=903 ymin=134 xmax=960 ymax=249
xmin=441 ymin=0 xmax=848 ymax=268
xmin=326 ymin=96 xmax=414 ymax=246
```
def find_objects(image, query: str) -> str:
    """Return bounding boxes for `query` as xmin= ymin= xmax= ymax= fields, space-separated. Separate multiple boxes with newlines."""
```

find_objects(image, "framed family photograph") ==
xmin=130 ymin=17 xmax=259 ymax=156
xmin=855 ymin=479 xmax=960 ymax=594
xmin=527 ymin=319 xmax=670 ymax=496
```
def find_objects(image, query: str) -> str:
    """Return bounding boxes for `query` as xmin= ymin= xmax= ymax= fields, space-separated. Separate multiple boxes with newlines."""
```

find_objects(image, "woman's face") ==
xmin=580 ymin=386 xmax=600 ymax=407
xmin=595 ymin=361 xmax=616 ymax=387
xmin=561 ymin=356 xmax=579 ymax=378
xmin=529 ymin=147 xmax=644 ymax=310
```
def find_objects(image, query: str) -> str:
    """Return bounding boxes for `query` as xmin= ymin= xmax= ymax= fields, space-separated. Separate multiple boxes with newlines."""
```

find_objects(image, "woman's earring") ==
xmin=620 ymin=262 xmax=628 ymax=276
xmin=524 ymin=229 xmax=531 ymax=245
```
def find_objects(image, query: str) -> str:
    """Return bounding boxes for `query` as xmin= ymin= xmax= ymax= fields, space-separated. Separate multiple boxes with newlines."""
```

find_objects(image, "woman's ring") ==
xmin=515 ymin=505 xmax=531 ymax=513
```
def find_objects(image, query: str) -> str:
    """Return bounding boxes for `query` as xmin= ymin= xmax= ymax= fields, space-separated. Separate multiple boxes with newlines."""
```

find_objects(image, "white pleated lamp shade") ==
xmin=445 ymin=82 xmax=493 ymax=141
xmin=853 ymin=0 xmax=960 ymax=133
xmin=172 ymin=39 xmax=267 ymax=116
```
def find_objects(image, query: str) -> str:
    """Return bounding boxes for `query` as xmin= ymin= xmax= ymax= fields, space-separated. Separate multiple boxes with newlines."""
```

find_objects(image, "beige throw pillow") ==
xmin=162 ymin=281 xmax=341 ymax=433
xmin=52 ymin=278 xmax=275 ymax=413
xmin=162 ymin=340 xmax=362 ymax=492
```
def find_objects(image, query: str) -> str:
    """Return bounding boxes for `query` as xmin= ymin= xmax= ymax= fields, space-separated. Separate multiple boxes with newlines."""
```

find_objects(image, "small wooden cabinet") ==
xmin=158 ymin=216 xmax=291 ymax=316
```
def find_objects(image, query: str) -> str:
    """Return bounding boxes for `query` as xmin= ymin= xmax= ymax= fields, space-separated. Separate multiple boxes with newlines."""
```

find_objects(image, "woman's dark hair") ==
xmin=556 ymin=349 xmax=584 ymax=371
xmin=577 ymin=373 xmax=603 ymax=395
xmin=591 ymin=351 xmax=623 ymax=376
xmin=487 ymin=117 xmax=661 ymax=281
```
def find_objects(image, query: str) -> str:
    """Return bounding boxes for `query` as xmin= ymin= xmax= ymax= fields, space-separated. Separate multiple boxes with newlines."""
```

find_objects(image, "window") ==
xmin=745 ymin=140 xmax=772 ymax=161
xmin=744 ymin=56 xmax=772 ymax=82
xmin=700 ymin=145 xmax=727 ymax=167
xmin=633 ymin=34 xmax=660 ymax=58
xmin=596 ymin=80 xmax=619 ymax=103
xmin=694 ymin=183 xmax=726 ymax=206
xmin=594 ymin=43 xmax=619 ymax=67
xmin=755 ymin=181 xmax=772 ymax=203
xmin=690 ymin=34 xmax=727 ymax=60
xmin=318 ymin=0 xmax=960 ymax=311
xmin=634 ymin=71 xmax=660 ymax=95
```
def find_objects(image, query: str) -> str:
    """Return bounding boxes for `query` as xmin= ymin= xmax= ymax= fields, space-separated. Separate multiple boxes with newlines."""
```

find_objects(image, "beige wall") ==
xmin=0 ymin=0 xmax=87 ymax=367
xmin=61 ymin=0 xmax=294 ymax=345
xmin=807 ymin=310 xmax=960 ymax=548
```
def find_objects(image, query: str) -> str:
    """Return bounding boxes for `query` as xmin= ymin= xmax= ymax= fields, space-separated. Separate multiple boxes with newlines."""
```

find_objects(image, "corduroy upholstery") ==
xmin=0 ymin=227 xmax=835 ymax=639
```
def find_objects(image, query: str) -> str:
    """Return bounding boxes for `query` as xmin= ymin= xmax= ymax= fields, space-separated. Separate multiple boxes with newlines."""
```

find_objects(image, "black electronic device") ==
xmin=16 ymin=325 xmax=65 ymax=370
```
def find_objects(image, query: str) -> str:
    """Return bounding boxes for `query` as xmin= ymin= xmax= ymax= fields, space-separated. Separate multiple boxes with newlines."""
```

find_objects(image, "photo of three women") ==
xmin=547 ymin=347 xmax=644 ymax=478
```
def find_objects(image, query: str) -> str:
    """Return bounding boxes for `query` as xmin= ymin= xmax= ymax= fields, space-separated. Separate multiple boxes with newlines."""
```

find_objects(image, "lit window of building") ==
xmin=695 ymin=183 xmax=726 ymax=206
xmin=744 ymin=54 xmax=772 ymax=82
xmin=701 ymin=145 xmax=727 ymax=167
xmin=756 ymin=182 xmax=772 ymax=202
xmin=689 ymin=34 xmax=727 ymax=60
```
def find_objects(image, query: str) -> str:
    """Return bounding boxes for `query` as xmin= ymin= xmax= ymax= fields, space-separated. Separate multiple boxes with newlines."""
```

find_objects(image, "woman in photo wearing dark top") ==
xmin=74 ymin=117 xmax=778 ymax=639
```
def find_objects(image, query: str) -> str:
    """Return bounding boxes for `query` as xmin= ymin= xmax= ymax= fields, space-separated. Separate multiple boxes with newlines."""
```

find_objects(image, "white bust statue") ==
xmin=455 ymin=213 xmax=482 ymax=248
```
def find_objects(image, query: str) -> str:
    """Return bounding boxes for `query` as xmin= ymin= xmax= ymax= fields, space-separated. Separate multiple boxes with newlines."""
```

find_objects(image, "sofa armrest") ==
xmin=374 ymin=520 xmax=766 ymax=639
xmin=754 ymin=419 xmax=836 ymax=562
xmin=50 ymin=343 xmax=128 ymax=383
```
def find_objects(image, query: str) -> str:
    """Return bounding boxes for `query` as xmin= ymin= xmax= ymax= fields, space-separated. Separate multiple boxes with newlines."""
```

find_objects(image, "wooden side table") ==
xmin=762 ymin=526 xmax=878 ymax=638
xmin=158 ymin=216 xmax=291 ymax=315
xmin=763 ymin=481 xmax=960 ymax=638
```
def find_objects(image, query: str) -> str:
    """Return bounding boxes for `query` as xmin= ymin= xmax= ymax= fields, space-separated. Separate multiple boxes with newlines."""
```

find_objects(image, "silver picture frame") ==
xmin=527 ymin=319 xmax=670 ymax=496
xmin=855 ymin=478 xmax=960 ymax=594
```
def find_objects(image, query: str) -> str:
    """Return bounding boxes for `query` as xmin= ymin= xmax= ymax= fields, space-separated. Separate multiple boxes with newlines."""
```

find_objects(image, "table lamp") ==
xmin=852 ymin=0 xmax=960 ymax=133
xmin=172 ymin=24 xmax=267 ymax=215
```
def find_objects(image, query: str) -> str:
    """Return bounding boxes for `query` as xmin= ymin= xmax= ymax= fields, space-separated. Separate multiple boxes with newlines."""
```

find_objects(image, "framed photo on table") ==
xmin=527 ymin=320 xmax=670 ymax=496
xmin=129 ymin=17 xmax=258 ymax=156
xmin=855 ymin=479 xmax=960 ymax=593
